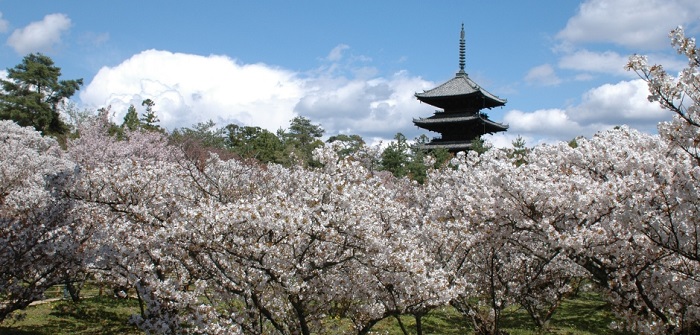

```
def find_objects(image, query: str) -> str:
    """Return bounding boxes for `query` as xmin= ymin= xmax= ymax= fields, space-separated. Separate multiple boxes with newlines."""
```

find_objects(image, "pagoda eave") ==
xmin=418 ymin=141 xmax=473 ymax=151
xmin=414 ymin=72 xmax=507 ymax=109
xmin=413 ymin=117 xmax=509 ymax=133
xmin=416 ymin=94 xmax=505 ymax=110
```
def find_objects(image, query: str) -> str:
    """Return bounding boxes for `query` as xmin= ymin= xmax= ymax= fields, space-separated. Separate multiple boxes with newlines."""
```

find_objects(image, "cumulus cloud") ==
xmin=80 ymin=48 xmax=435 ymax=141
xmin=81 ymin=50 xmax=303 ymax=132
xmin=549 ymin=0 xmax=700 ymax=82
xmin=7 ymin=13 xmax=72 ymax=54
xmin=524 ymin=64 xmax=561 ymax=86
xmin=557 ymin=0 xmax=700 ymax=50
xmin=296 ymin=70 xmax=434 ymax=138
xmin=558 ymin=49 xmax=631 ymax=76
xmin=570 ymin=79 xmax=667 ymax=127
xmin=505 ymin=109 xmax=586 ymax=138
xmin=502 ymin=79 xmax=667 ymax=143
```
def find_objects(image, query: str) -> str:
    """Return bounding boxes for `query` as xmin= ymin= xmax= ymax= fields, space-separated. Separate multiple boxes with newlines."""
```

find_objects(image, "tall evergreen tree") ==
xmin=280 ymin=116 xmax=325 ymax=167
xmin=509 ymin=136 xmax=529 ymax=166
xmin=0 ymin=53 xmax=83 ymax=136
xmin=139 ymin=99 xmax=162 ymax=132
xmin=381 ymin=133 xmax=410 ymax=178
xmin=122 ymin=104 xmax=141 ymax=131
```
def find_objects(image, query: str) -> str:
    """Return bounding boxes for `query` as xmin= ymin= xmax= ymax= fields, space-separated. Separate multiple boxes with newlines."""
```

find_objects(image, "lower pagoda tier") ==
xmin=413 ymin=112 xmax=508 ymax=139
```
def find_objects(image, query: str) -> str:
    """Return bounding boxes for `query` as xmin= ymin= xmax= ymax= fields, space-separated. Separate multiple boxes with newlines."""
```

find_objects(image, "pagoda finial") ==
xmin=458 ymin=23 xmax=466 ymax=74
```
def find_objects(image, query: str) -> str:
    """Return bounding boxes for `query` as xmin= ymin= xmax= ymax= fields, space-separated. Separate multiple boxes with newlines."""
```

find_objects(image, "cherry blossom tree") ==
xmin=0 ymin=120 xmax=84 ymax=321
xmin=623 ymin=26 xmax=700 ymax=334
xmin=65 ymin=111 xmax=224 ymax=333
xmin=627 ymin=26 xmax=699 ymax=162
xmin=178 ymin=145 xmax=451 ymax=335
xmin=419 ymin=148 xmax=586 ymax=334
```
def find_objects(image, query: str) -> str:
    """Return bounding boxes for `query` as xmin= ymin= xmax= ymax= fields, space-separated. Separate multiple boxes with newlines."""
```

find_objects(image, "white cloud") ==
xmin=7 ymin=13 xmax=72 ymax=54
xmin=501 ymin=79 xmax=668 ymax=143
xmin=504 ymin=109 xmax=585 ymax=138
xmin=571 ymin=79 xmax=666 ymax=126
xmin=484 ymin=133 xmax=538 ymax=149
xmin=0 ymin=12 xmax=9 ymax=33
xmin=557 ymin=0 xmax=700 ymax=50
xmin=524 ymin=64 xmax=561 ymax=86
xmin=80 ymin=49 xmax=435 ymax=141
xmin=296 ymin=70 xmax=434 ymax=138
xmin=558 ymin=49 xmax=631 ymax=76
xmin=80 ymin=50 xmax=303 ymax=132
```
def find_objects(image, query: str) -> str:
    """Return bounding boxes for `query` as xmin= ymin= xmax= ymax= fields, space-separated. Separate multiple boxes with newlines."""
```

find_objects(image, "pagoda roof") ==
xmin=415 ymin=71 xmax=506 ymax=109
xmin=413 ymin=113 xmax=508 ymax=133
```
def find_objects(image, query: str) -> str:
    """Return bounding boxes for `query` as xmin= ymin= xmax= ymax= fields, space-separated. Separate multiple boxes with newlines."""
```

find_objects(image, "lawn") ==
xmin=368 ymin=290 xmax=629 ymax=335
xmin=0 ymin=296 xmax=141 ymax=335
xmin=0 ymin=290 xmax=631 ymax=334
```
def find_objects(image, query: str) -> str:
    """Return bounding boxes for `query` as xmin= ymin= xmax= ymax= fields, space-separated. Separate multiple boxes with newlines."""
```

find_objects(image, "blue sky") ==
xmin=1 ymin=0 xmax=699 ymax=147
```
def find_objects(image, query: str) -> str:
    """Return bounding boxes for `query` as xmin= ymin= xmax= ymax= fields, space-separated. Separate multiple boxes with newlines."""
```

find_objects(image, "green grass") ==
xmin=0 ymin=296 xmax=141 ymax=335
xmin=0 ymin=290 xmax=631 ymax=334
xmin=370 ymin=291 xmax=630 ymax=335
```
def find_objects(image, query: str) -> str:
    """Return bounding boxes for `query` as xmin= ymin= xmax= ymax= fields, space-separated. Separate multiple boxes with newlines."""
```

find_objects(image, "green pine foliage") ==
xmin=0 ymin=53 xmax=83 ymax=138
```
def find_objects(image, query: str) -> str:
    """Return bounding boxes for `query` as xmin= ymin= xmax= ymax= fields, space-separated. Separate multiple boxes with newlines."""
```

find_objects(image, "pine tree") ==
xmin=0 ymin=53 xmax=83 ymax=137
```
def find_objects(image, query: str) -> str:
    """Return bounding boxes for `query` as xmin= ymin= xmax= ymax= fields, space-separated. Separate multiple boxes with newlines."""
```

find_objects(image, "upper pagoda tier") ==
xmin=414 ymin=23 xmax=506 ymax=112
xmin=415 ymin=71 xmax=506 ymax=111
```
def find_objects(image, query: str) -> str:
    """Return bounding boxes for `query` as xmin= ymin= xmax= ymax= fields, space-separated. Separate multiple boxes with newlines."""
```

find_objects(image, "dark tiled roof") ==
xmin=413 ymin=114 xmax=508 ymax=130
xmin=415 ymin=72 xmax=506 ymax=106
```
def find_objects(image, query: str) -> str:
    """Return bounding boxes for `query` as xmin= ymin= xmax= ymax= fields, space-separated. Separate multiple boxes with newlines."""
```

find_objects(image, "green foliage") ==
xmin=170 ymin=116 xmax=326 ymax=167
xmin=379 ymin=133 xmax=454 ymax=183
xmin=0 ymin=53 xmax=83 ymax=137
xmin=568 ymin=137 xmax=580 ymax=148
xmin=509 ymin=136 xmax=529 ymax=166
xmin=121 ymin=105 xmax=140 ymax=131
xmin=226 ymin=123 xmax=284 ymax=163
xmin=407 ymin=134 xmax=431 ymax=183
xmin=279 ymin=116 xmax=325 ymax=167
xmin=469 ymin=137 xmax=490 ymax=155
xmin=327 ymin=134 xmax=365 ymax=158
xmin=381 ymin=133 xmax=410 ymax=178
xmin=172 ymin=120 xmax=228 ymax=149
xmin=431 ymin=148 xmax=453 ymax=168
xmin=139 ymin=99 xmax=162 ymax=132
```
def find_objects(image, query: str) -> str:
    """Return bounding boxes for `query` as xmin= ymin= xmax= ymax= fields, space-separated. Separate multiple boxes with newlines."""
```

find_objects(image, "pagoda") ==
xmin=413 ymin=24 xmax=508 ymax=152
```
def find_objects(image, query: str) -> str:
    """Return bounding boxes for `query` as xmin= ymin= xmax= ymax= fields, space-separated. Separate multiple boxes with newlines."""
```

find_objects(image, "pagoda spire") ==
xmin=458 ymin=23 xmax=466 ymax=75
